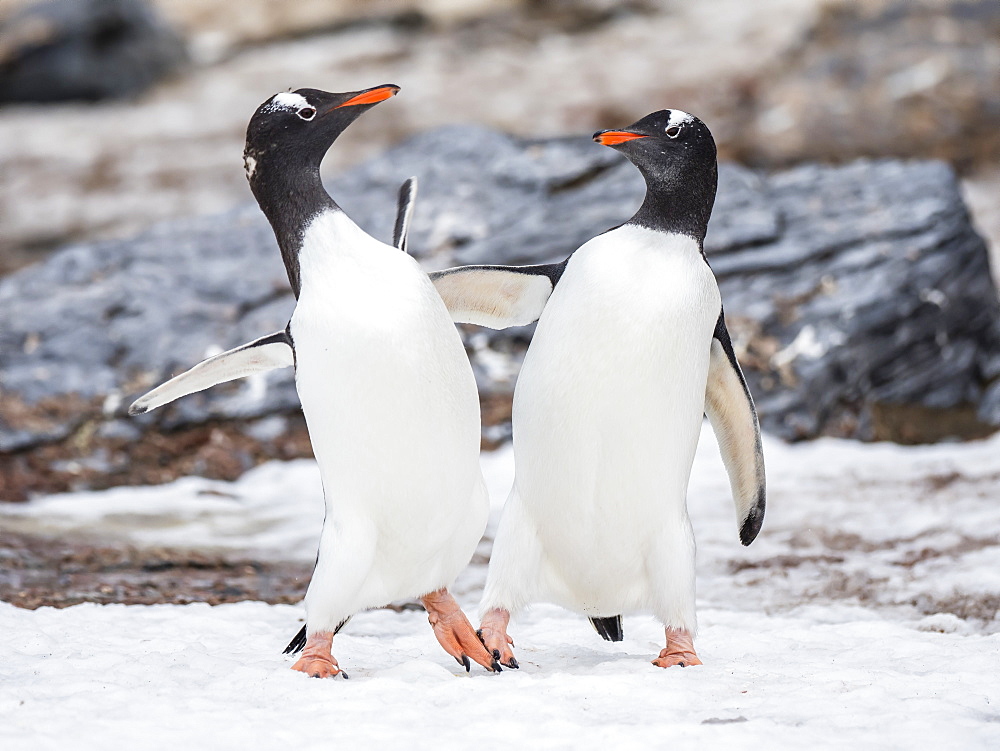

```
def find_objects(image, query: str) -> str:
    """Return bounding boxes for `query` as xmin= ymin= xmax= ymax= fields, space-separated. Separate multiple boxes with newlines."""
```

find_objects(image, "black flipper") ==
xmin=429 ymin=260 xmax=567 ymax=329
xmin=283 ymin=617 xmax=352 ymax=655
xmin=705 ymin=311 xmax=766 ymax=545
xmin=589 ymin=615 xmax=624 ymax=642
xmin=393 ymin=176 xmax=418 ymax=253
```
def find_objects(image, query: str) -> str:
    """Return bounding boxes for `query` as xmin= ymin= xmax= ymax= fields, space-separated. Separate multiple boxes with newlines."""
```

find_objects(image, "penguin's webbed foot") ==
xmin=477 ymin=607 xmax=519 ymax=669
xmin=422 ymin=589 xmax=500 ymax=673
xmin=652 ymin=648 xmax=702 ymax=668
xmin=651 ymin=627 xmax=702 ymax=669
xmin=290 ymin=630 xmax=348 ymax=679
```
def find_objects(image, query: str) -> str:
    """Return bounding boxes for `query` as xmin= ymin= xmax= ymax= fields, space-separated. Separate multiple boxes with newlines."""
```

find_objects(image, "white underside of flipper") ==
xmin=705 ymin=335 xmax=766 ymax=544
xmin=430 ymin=266 xmax=555 ymax=328
xmin=128 ymin=332 xmax=293 ymax=415
xmin=481 ymin=226 xmax=721 ymax=633
xmin=291 ymin=211 xmax=489 ymax=634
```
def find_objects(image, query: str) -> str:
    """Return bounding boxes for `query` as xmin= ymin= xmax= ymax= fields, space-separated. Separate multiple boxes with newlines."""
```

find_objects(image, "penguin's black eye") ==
xmin=297 ymin=107 xmax=316 ymax=121
xmin=665 ymin=126 xmax=681 ymax=138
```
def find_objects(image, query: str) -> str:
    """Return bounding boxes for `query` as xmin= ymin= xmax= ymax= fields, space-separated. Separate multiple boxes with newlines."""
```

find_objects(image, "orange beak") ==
xmin=594 ymin=130 xmax=648 ymax=146
xmin=336 ymin=85 xmax=400 ymax=108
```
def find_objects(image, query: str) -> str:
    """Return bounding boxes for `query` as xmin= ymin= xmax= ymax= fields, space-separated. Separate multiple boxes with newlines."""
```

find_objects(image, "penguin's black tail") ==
xmin=589 ymin=615 xmax=623 ymax=642
xmin=284 ymin=625 xmax=307 ymax=654
xmin=283 ymin=617 xmax=352 ymax=654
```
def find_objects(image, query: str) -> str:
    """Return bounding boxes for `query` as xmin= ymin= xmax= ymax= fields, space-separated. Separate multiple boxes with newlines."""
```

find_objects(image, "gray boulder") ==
xmin=713 ymin=160 xmax=1000 ymax=442
xmin=1 ymin=126 xmax=997 ymax=499
xmin=732 ymin=0 xmax=1000 ymax=169
xmin=0 ymin=0 xmax=188 ymax=103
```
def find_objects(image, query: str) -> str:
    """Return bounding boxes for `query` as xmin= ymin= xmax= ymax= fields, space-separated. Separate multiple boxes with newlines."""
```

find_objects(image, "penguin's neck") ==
xmin=252 ymin=163 xmax=339 ymax=298
xmin=628 ymin=164 xmax=717 ymax=248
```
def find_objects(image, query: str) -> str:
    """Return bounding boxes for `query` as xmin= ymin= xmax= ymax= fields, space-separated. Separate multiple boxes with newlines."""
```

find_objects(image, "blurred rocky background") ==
xmin=1 ymin=0 xmax=1000 ymax=502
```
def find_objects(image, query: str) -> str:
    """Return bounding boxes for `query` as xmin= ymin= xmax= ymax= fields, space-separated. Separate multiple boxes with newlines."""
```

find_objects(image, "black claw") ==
xmin=462 ymin=655 xmax=471 ymax=673
xmin=340 ymin=670 xmax=350 ymax=679
xmin=490 ymin=660 xmax=503 ymax=673
xmin=507 ymin=658 xmax=519 ymax=669
xmin=678 ymin=662 xmax=686 ymax=667
xmin=492 ymin=649 xmax=501 ymax=660
xmin=476 ymin=629 xmax=483 ymax=639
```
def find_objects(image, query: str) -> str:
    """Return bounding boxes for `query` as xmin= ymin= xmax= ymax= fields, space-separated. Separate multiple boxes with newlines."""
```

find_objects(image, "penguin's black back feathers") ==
xmin=283 ymin=625 xmax=307 ymax=654
xmin=589 ymin=615 xmax=624 ymax=642
xmin=393 ymin=176 xmax=418 ymax=253
xmin=283 ymin=617 xmax=351 ymax=654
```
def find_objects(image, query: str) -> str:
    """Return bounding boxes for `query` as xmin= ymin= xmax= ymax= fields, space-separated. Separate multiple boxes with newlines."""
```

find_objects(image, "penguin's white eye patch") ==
xmin=665 ymin=126 xmax=681 ymax=138
xmin=263 ymin=91 xmax=309 ymax=113
xmin=297 ymin=107 xmax=316 ymax=121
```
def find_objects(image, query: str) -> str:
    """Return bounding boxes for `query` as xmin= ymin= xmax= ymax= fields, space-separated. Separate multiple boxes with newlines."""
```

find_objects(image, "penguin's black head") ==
xmin=594 ymin=109 xmax=716 ymax=185
xmin=243 ymin=84 xmax=399 ymax=183
xmin=594 ymin=110 xmax=718 ymax=240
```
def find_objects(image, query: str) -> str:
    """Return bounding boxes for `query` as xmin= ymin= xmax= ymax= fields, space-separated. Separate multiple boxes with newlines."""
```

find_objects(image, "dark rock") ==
xmin=1 ymin=126 xmax=997 ymax=498
xmin=334 ymin=125 xmax=631 ymax=268
xmin=712 ymin=160 xmax=1000 ymax=441
xmin=0 ymin=0 xmax=188 ymax=104
xmin=734 ymin=0 xmax=1000 ymax=170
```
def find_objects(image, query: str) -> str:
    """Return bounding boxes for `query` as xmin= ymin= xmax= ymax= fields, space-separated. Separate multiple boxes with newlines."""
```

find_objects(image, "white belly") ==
xmin=511 ymin=226 xmax=721 ymax=612
xmin=291 ymin=212 xmax=486 ymax=604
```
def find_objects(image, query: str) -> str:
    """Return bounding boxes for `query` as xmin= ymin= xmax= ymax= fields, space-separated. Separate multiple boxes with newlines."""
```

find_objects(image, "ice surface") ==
xmin=3 ymin=427 xmax=1000 ymax=748
xmin=2 ymin=600 xmax=998 ymax=749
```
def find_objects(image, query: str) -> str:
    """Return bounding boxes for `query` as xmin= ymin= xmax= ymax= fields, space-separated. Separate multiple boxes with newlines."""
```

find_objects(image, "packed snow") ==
xmin=3 ymin=426 xmax=1000 ymax=749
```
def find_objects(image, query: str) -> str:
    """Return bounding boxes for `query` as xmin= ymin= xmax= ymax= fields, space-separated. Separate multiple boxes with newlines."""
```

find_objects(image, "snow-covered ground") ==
xmin=3 ymin=427 xmax=1000 ymax=749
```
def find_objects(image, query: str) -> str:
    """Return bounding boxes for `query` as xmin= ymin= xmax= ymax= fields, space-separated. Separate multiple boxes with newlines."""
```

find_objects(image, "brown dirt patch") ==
xmin=728 ymin=553 xmax=845 ymax=574
xmin=0 ymin=413 xmax=314 ymax=502
xmin=891 ymin=536 xmax=1000 ymax=567
xmin=0 ymin=529 xmax=311 ymax=609
xmin=2 ymin=389 xmax=516 ymax=501
xmin=914 ymin=592 xmax=1000 ymax=622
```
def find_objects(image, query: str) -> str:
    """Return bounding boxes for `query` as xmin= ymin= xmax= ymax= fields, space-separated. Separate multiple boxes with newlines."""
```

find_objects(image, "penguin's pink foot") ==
xmin=291 ymin=631 xmax=348 ymax=679
xmin=652 ymin=627 xmax=702 ymax=668
xmin=422 ymin=589 xmax=501 ymax=673
xmin=477 ymin=607 xmax=518 ymax=669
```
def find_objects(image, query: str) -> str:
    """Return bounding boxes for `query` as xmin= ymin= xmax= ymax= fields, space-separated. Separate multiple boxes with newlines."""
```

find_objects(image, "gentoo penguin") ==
xmin=127 ymin=176 xmax=418 ymax=415
xmin=431 ymin=110 xmax=766 ymax=668
xmin=131 ymin=86 xmax=500 ymax=677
